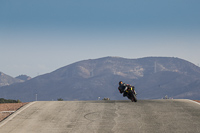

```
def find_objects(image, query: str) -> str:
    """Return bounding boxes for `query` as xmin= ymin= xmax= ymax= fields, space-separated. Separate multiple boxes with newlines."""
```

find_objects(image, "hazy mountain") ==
xmin=0 ymin=57 xmax=200 ymax=102
xmin=15 ymin=75 xmax=31 ymax=81
xmin=0 ymin=72 xmax=23 ymax=87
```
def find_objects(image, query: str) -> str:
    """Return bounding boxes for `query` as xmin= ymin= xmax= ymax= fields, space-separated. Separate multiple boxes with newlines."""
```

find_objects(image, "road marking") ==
xmin=188 ymin=100 xmax=200 ymax=106
xmin=0 ymin=111 xmax=15 ymax=113
xmin=0 ymin=102 xmax=36 ymax=128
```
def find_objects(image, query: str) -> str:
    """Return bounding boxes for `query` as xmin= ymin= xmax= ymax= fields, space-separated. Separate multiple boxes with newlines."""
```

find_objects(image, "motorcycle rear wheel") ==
xmin=132 ymin=94 xmax=137 ymax=102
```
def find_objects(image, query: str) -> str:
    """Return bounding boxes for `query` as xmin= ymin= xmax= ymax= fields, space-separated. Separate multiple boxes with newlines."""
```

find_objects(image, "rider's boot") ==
xmin=123 ymin=93 xmax=127 ymax=97
xmin=133 ymin=90 xmax=137 ymax=95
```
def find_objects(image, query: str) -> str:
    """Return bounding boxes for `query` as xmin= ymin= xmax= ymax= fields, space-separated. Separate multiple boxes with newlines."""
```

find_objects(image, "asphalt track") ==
xmin=0 ymin=99 xmax=200 ymax=133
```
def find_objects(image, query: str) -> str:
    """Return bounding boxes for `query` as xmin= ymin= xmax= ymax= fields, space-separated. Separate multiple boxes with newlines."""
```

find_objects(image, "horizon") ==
xmin=0 ymin=56 xmax=198 ymax=78
xmin=1 ymin=0 xmax=200 ymax=77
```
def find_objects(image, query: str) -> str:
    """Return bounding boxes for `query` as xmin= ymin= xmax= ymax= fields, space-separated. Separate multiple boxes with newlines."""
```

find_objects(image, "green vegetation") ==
xmin=57 ymin=98 xmax=64 ymax=101
xmin=0 ymin=98 xmax=21 ymax=103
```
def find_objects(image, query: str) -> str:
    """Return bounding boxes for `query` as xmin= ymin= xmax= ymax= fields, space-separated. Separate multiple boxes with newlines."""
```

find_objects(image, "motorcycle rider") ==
xmin=118 ymin=81 xmax=137 ymax=97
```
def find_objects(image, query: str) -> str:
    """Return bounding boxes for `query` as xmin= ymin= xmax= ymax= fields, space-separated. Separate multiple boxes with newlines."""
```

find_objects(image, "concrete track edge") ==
xmin=0 ymin=102 xmax=36 ymax=128
xmin=188 ymin=99 xmax=200 ymax=106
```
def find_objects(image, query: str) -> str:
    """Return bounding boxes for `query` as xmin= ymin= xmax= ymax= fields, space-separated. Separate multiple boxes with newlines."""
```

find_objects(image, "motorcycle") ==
xmin=124 ymin=86 xmax=137 ymax=102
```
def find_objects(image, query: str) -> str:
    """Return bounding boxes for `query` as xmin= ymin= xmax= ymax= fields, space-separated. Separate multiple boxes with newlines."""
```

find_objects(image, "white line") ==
xmin=0 ymin=102 xmax=36 ymax=128
xmin=188 ymin=100 xmax=200 ymax=106
xmin=1 ymin=111 xmax=15 ymax=113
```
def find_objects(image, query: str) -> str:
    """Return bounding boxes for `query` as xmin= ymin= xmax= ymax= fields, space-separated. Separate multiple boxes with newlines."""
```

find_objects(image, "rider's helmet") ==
xmin=119 ymin=81 xmax=123 ymax=85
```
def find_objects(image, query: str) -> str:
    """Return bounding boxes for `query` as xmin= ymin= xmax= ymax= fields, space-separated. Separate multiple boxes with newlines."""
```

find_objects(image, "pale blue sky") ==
xmin=0 ymin=0 xmax=200 ymax=77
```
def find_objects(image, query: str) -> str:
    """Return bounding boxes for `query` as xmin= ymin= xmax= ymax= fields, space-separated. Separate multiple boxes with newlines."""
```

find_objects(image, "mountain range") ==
xmin=0 ymin=72 xmax=23 ymax=87
xmin=15 ymin=75 xmax=32 ymax=81
xmin=0 ymin=73 xmax=31 ymax=87
xmin=0 ymin=56 xmax=200 ymax=102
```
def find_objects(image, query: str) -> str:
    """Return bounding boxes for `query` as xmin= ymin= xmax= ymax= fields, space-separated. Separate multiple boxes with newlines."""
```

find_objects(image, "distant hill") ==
xmin=0 ymin=72 xmax=23 ymax=87
xmin=15 ymin=75 xmax=31 ymax=81
xmin=0 ymin=57 xmax=200 ymax=102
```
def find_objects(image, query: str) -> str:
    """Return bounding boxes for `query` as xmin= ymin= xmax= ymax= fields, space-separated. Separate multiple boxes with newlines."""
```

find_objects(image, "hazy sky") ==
xmin=1 ymin=0 xmax=200 ymax=77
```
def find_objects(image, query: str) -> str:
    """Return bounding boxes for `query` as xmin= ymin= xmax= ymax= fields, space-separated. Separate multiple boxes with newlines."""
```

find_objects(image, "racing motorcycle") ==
xmin=124 ymin=86 xmax=137 ymax=102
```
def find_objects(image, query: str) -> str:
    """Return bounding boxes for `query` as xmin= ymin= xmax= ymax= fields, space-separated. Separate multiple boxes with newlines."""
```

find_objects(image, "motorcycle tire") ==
xmin=132 ymin=94 xmax=137 ymax=102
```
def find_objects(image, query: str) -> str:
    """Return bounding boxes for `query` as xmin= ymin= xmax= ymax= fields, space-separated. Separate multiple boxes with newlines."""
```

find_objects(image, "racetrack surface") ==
xmin=0 ymin=100 xmax=200 ymax=133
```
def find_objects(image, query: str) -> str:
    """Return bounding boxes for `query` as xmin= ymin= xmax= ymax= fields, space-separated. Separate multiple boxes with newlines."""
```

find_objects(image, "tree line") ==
xmin=0 ymin=98 xmax=21 ymax=103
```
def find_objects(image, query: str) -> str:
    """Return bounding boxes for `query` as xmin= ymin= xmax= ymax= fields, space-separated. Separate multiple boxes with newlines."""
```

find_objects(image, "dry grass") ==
xmin=0 ymin=103 xmax=28 ymax=122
